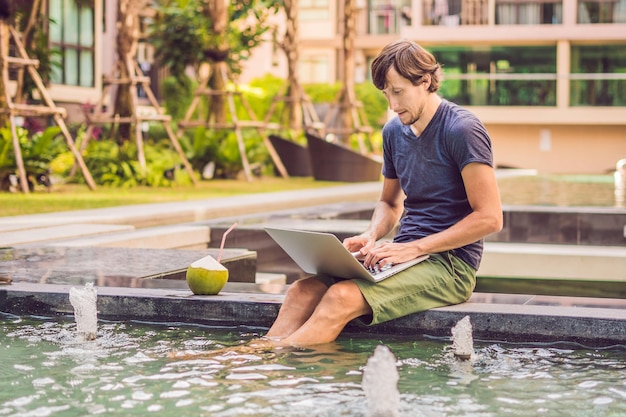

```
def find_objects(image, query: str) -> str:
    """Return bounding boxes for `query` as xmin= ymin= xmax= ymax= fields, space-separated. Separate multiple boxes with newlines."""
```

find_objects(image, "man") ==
xmin=266 ymin=39 xmax=502 ymax=346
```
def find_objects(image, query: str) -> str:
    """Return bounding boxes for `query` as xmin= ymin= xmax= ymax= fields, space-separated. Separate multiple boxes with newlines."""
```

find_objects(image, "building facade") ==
xmin=244 ymin=0 xmax=626 ymax=174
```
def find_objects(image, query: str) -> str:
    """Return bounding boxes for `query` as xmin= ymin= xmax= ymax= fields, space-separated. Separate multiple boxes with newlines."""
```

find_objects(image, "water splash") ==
xmin=69 ymin=282 xmax=98 ymax=341
xmin=362 ymin=345 xmax=399 ymax=417
xmin=451 ymin=315 xmax=474 ymax=360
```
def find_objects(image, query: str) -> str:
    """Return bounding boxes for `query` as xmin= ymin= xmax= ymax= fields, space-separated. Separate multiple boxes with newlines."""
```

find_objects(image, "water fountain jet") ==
xmin=69 ymin=282 xmax=98 ymax=341
xmin=362 ymin=344 xmax=399 ymax=417
xmin=451 ymin=315 xmax=474 ymax=360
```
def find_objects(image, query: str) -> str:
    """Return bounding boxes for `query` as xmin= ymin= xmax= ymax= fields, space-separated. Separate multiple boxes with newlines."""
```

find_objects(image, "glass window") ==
xmin=49 ymin=0 xmax=95 ymax=87
xmin=299 ymin=55 xmax=329 ymax=84
xmin=578 ymin=0 xmax=626 ymax=24
xmin=430 ymin=46 xmax=557 ymax=106
xmin=368 ymin=0 xmax=412 ymax=34
xmin=496 ymin=0 xmax=563 ymax=25
xmin=570 ymin=44 xmax=626 ymax=106
xmin=300 ymin=0 xmax=330 ymax=20
xmin=422 ymin=0 xmax=487 ymax=26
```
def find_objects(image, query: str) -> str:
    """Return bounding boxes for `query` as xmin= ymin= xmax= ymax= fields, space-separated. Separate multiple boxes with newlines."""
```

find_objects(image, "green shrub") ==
xmin=81 ymin=139 xmax=192 ymax=187
xmin=179 ymin=127 xmax=269 ymax=179
xmin=161 ymin=75 xmax=196 ymax=121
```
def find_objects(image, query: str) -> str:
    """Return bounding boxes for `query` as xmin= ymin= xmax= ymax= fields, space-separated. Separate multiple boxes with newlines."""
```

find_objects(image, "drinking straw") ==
xmin=217 ymin=222 xmax=238 ymax=263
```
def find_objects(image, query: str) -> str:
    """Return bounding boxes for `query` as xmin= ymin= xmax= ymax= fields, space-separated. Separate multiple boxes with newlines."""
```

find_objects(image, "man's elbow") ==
xmin=486 ymin=211 xmax=504 ymax=235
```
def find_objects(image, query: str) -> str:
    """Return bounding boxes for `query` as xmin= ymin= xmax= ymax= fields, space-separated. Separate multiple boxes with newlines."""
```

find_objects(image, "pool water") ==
xmin=2 ymin=314 xmax=625 ymax=417
xmin=497 ymin=174 xmax=618 ymax=207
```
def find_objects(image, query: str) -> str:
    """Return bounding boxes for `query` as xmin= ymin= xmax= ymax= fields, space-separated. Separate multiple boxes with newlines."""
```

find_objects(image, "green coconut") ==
xmin=186 ymin=255 xmax=229 ymax=295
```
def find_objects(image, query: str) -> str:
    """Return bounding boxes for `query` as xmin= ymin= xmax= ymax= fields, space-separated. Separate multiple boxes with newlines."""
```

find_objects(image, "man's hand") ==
xmin=362 ymin=241 xmax=420 ymax=268
xmin=343 ymin=233 xmax=376 ymax=257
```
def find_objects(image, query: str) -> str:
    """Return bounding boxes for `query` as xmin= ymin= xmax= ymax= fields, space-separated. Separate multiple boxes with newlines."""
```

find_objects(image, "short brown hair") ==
xmin=371 ymin=39 xmax=442 ymax=93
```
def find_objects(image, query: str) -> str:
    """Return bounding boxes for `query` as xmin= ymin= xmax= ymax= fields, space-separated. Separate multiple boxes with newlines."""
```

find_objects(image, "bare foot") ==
xmin=166 ymin=337 xmax=281 ymax=360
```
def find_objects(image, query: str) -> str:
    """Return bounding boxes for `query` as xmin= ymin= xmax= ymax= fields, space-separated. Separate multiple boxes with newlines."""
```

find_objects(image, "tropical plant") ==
xmin=180 ymin=126 xmax=269 ymax=179
xmin=0 ymin=126 xmax=65 ymax=191
xmin=149 ymin=0 xmax=281 ymax=127
xmin=78 ymin=138 xmax=193 ymax=187
xmin=150 ymin=0 xmax=282 ymax=85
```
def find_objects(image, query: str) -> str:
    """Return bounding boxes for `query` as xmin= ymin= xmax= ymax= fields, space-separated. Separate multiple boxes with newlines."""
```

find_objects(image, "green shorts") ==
xmin=314 ymin=251 xmax=476 ymax=326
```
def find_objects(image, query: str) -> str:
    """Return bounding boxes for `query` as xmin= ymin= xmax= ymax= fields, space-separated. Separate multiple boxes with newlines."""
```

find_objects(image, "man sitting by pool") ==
xmin=263 ymin=39 xmax=503 ymax=346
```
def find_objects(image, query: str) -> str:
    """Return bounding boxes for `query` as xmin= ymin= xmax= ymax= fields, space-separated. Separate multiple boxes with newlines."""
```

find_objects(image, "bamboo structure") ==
xmin=0 ymin=23 xmax=96 ymax=193
xmin=177 ymin=64 xmax=288 ymax=182
xmin=81 ymin=57 xmax=197 ymax=185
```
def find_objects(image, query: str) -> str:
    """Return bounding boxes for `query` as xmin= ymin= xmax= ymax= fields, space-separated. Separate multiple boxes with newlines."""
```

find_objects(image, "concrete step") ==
xmin=0 ymin=224 xmax=134 ymax=247
xmin=27 ymin=224 xmax=212 ymax=250
xmin=478 ymin=242 xmax=626 ymax=281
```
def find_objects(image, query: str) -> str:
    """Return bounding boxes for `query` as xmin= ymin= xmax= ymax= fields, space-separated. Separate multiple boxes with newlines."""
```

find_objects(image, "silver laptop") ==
xmin=265 ymin=226 xmax=429 ymax=283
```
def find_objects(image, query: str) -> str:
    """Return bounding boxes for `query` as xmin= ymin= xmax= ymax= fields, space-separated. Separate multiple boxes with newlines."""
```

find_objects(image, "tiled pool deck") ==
xmin=1 ymin=181 xmax=625 ymax=347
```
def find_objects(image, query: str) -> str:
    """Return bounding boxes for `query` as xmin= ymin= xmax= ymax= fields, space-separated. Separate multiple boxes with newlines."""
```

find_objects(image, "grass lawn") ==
xmin=0 ymin=177 xmax=344 ymax=217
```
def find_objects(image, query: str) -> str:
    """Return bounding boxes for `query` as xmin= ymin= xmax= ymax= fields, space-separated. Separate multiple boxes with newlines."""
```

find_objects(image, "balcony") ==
xmin=356 ymin=0 xmax=412 ymax=35
xmin=578 ymin=0 xmax=626 ymax=24
xmin=496 ymin=0 xmax=563 ymax=24
xmin=422 ymin=0 xmax=488 ymax=25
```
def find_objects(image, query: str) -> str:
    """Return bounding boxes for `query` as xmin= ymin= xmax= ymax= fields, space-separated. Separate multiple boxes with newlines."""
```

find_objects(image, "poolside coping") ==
xmin=2 ymin=281 xmax=625 ymax=348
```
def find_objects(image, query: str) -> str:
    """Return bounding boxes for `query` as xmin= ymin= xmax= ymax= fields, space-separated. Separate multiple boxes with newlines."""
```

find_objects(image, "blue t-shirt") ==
xmin=382 ymin=99 xmax=494 ymax=270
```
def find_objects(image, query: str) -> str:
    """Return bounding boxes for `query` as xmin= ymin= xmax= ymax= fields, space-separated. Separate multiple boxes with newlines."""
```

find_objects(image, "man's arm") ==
xmin=343 ymin=177 xmax=405 ymax=253
xmin=365 ymin=162 xmax=503 ymax=266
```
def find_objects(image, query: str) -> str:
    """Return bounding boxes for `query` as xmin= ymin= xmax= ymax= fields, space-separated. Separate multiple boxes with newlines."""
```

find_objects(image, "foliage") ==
xmin=302 ymin=82 xmax=387 ymax=129
xmin=245 ymin=74 xmax=284 ymax=121
xmin=180 ymin=127 xmax=269 ymax=179
xmin=80 ymin=138 xmax=193 ymax=187
xmin=0 ymin=126 xmax=65 ymax=174
xmin=303 ymin=82 xmax=342 ymax=103
xmin=149 ymin=0 xmax=282 ymax=85
xmin=161 ymin=76 xmax=196 ymax=121
xmin=355 ymin=82 xmax=388 ymax=129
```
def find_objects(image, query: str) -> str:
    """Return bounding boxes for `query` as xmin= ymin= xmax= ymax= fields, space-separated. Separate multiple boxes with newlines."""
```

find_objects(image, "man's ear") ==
xmin=421 ymin=74 xmax=431 ymax=90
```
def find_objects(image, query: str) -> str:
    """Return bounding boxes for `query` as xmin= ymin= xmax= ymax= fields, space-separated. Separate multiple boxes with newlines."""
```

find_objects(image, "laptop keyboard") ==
xmin=367 ymin=262 xmax=393 ymax=275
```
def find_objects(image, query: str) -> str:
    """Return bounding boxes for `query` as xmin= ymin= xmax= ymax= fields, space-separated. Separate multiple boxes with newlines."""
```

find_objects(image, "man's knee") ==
xmin=286 ymin=277 xmax=327 ymax=300
xmin=323 ymin=281 xmax=370 ymax=317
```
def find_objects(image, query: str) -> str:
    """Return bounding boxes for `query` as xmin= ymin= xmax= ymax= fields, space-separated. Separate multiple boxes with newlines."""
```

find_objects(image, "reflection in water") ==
xmin=1 ymin=316 xmax=625 ymax=417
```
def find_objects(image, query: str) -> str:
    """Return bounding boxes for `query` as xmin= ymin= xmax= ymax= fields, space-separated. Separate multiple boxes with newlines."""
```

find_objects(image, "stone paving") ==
xmin=1 ymin=181 xmax=625 ymax=346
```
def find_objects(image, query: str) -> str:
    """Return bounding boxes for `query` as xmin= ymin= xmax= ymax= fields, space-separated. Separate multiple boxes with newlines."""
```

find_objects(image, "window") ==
xmin=300 ymin=0 xmax=330 ymax=20
xmin=578 ymin=0 xmax=626 ymax=24
xmin=299 ymin=55 xmax=330 ymax=84
xmin=430 ymin=46 xmax=557 ymax=106
xmin=49 ymin=0 xmax=95 ymax=87
xmin=570 ymin=45 xmax=626 ymax=106
xmin=422 ymin=0 xmax=488 ymax=26
xmin=496 ymin=0 xmax=563 ymax=25
xmin=368 ymin=0 xmax=412 ymax=34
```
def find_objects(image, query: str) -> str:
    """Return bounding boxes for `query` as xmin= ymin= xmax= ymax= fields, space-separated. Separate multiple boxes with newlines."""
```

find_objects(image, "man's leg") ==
xmin=279 ymin=280 xmax=372 ymax=346
xmin=265 ymin=277 xmax=329 ymax=339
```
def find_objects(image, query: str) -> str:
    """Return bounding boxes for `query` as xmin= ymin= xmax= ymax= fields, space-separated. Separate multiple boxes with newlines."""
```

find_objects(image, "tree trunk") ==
xmin=113 ymin=0 xmax=145 ymax=142
xmin=203 ymin=0 xmax=229 ymax=124
xmin=282 ymin=0 xmax=302 ymax=130
xmin=14 ymin=0 xmax=42 ymax=104
xmin=337 ymin=0 xmax=356 ymax=144
xmin=0 ymin=18 xmax=9 ymax=128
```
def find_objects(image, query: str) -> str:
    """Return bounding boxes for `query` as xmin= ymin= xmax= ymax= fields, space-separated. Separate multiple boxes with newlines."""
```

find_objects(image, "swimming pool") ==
xmin=2 ymin=314 xmax=625 ymax=417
